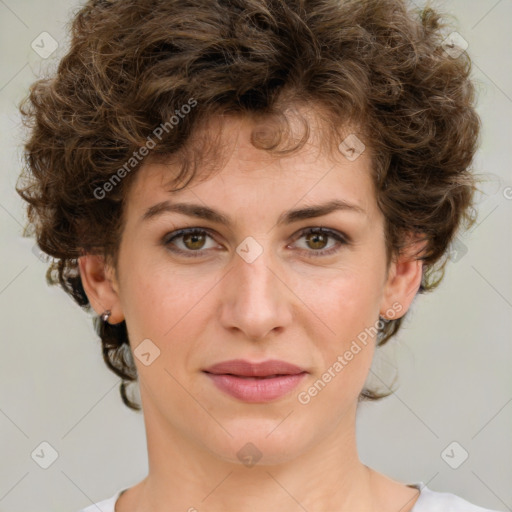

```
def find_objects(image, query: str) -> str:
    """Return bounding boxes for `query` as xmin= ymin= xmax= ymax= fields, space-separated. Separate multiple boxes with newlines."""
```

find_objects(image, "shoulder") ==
xmin=77 ymin=489 xmax=124 ymax=512
xmin=411 ymin=482 xmax=504 ymax=512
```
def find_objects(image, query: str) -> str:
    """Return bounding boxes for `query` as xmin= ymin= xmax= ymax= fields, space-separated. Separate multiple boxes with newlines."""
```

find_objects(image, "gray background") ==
xmin=1 ymin=1 xmax=511 ymax=511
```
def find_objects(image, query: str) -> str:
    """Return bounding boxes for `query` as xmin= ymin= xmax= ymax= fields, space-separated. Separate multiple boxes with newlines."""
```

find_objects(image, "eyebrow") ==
xmin=140 ymin=198 xmax=366 ymax=227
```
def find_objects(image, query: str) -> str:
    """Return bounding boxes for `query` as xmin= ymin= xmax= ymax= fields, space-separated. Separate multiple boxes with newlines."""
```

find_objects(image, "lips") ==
xmin=202 ymin=359 xmax=308 ymax=402
xmin=202 ymin=359 xmax=306 ymax=378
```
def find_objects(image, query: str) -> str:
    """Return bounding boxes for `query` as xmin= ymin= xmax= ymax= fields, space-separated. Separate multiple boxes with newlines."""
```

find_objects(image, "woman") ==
xmin=16 ymin=0 xmax=502 ymax=510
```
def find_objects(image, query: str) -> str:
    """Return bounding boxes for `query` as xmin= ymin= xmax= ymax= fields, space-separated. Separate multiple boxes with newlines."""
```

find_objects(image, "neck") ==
xmin=130 ymin=398 xmax=377 ymax=512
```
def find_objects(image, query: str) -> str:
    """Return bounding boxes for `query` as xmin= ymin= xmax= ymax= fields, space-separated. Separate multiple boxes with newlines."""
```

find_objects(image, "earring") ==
xmin=101 ymin=310 xmax=112 ymax=323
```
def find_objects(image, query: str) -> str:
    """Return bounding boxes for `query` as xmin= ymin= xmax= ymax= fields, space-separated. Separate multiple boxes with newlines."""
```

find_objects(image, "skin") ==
xmin=79 ymin=110 xmax=425 ymax=512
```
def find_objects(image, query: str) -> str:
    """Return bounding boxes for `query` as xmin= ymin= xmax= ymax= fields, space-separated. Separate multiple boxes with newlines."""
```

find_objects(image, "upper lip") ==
xmin=203 ymin=359 xmax=307 ymax=377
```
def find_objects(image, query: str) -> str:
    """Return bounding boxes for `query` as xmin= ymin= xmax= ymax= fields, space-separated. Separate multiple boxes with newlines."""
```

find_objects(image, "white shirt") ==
xmin=79 ymin=481 xmax=504 ymax=511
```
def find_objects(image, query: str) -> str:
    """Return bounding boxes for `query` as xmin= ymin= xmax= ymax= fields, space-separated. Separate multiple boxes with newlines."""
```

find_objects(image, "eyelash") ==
xmin=162 ymin=227 xmax=349 ymax=258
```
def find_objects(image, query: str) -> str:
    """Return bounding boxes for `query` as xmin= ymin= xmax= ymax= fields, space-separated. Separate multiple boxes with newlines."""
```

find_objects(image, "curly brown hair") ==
xmin=16 ymin=0 xmax=481 ymax=410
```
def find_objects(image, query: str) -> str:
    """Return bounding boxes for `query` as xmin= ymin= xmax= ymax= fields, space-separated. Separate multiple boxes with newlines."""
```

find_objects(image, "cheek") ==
xmin=119 ymin=254 xmax=219 ymax=360
xmin=294 ymin=262 xmax=384 ymax=338
xmin=291 ymin=265 xmax=382 ymax=388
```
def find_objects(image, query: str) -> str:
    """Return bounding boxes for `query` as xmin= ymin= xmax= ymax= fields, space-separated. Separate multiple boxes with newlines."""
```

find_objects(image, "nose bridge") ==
xmin=237 ymin=244 xmax=276 ymax=299
xmin=219 ymin=237 xmax=292 ymax=340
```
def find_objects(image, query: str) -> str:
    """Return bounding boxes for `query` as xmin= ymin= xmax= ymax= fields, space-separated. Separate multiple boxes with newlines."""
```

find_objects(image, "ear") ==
xmin=78 ymin=254 xmax=124 ymax=324
xmin=379 ymin=234 xmax=427 ymax=320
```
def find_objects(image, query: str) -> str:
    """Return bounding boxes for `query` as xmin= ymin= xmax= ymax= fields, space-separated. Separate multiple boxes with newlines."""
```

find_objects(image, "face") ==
xmin=81 ymin=112 xmax=421 ymax=466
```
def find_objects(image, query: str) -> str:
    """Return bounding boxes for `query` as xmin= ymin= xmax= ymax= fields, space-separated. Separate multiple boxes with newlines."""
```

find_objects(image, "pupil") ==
xmin=307 ymin=232 xmax=327 ymax=250
xmin=185 ymin=233 xmax=204 ymax=250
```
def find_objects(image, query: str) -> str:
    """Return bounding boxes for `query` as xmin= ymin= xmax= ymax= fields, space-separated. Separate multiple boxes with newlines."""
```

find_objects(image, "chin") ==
xmin=201 ymin=418 xmax=315 ymax=467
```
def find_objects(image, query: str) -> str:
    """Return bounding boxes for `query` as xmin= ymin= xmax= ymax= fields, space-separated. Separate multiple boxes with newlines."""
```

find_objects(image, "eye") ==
xmin=163 ymin=228 xmax=219 ymax=257
xmin=291 ymin=227 xmax=348 ymax=257
xmin=163 ymin=226 xmax=348 ymax=258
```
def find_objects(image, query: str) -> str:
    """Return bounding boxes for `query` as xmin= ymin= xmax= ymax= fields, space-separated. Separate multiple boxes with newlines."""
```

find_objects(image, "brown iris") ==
xmin=304 ymin=231 xmax=329 ymax=250
xmin=182 ymin=232 xmax=207 ymax=250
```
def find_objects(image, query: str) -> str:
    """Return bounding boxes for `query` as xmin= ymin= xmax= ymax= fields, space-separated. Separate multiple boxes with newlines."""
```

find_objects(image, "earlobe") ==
xmin=78 ymin=254 xmax=124 ymax=324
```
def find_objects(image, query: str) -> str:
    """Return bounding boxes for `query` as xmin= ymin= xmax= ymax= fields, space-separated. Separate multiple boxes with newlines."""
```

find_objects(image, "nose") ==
xmin=218 ymin=244 xmax=294 ymax=342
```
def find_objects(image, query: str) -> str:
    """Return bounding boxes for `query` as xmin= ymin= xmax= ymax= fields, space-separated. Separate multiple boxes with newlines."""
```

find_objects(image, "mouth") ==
xmin=205 ymin=373 xmax=299 ymax=379
xmin=202 ymin=359 xmax=308 ymax=402
xmin=202 ymin=358 xmax=307 ymax=377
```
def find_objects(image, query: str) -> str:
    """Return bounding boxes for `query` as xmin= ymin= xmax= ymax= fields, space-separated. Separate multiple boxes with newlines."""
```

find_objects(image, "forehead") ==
xmin=125 ymin=112 xmax=376 ymax=223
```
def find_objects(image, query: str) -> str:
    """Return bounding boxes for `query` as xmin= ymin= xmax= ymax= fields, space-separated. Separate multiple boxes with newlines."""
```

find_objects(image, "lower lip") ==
xmin=204 ymin=372 xmax=307 ymax=403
